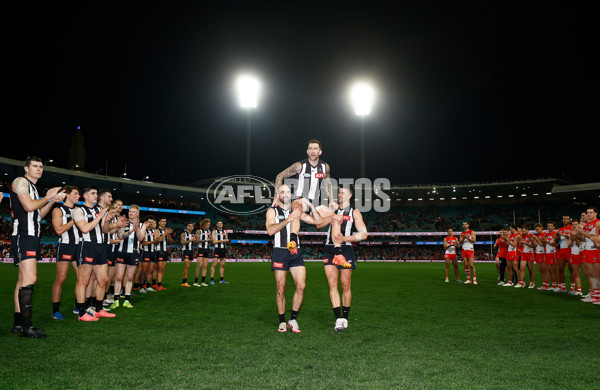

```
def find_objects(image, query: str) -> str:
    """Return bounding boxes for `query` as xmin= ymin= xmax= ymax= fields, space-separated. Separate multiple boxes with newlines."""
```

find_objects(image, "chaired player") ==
xmin=555 ymin=215 xmax=573 ymax=293
xmin=72 ymin=187 xmax=117 ymax=321
xmin=272 ymin=139 xmax=338 ymax=258
xmin=50 ymin=185 xmax=81 ymax=319
xmin=315 ymin=185 xmax=367 ymax=331
xmin=494 ymin=228 xmax=509 ymax=285
xmin=443 ymin=228 xmax=461 ymax=282
xmin=111 ymin=205 xmax=148 ymax=309
xmin=154 ymin=217 xmax=173 ymax=290
xmin=459 ymin=222 xmax=477 ymax=284
xmin=572 ymin=206 xmax=600 ymax=304
xmin=180 ymin=222 xmax=196 ymax=287
xmin=540 ymin=221 xmax=560 ymax=292
xmin=11 ymin=157 xmax=66 ymax=337
xmin=193 ymin=218 xmax=212 ymax=287
xmin=567 ymin=219 xmax=584 ymax=295
xmin=267 ymin=184 xmax=322 ymax=333
xmin=210 ymin=220 xmax=230 ymax=284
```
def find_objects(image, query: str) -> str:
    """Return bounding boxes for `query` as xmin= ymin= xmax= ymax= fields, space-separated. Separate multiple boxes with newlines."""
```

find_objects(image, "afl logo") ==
xmin=208 ymin=175 xmax=274 ymax=216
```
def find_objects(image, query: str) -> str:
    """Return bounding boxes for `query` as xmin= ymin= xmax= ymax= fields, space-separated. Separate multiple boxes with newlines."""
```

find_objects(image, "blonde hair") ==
xmin=200 ymin=218 xmax=210 ymax=229
xmin=129 ymin=204 xmax=140 ymax=211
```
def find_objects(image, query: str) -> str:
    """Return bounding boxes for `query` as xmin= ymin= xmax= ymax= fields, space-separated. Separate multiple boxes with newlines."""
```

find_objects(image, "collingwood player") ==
xmin=193 ymin=219 xmax=212 ymax=287
xmin=106 ymin=199 xmax=124 ymax=302
xmin=11 ymin=157 xmax=65 ymax=337
xmin=210 ymin=220 xmax=230 ymax=285
xmin=315 ymin=186 xmax=367 ymax=332
xmin=180 ymin=222 xmax=196 ymax=287
xmin=139 ymin=215 xmax=157 ymax=292
xmin=50 ymin=185 xmax=81 ymax=319
xmin=267 ymin=184 xmax=322 ymax=333
xmin=272 ymin=140 xmax=339 ymax=259
xmin=72 ymin=187 xmax=116 ymax=321
xmin=154 ymin=217 xmax=173 ymax=290
xmin=110 ymin=204 xmax=148 ymax=308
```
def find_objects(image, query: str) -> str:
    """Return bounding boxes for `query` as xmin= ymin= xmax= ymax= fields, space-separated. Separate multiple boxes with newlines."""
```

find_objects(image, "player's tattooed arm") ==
xmin=275 ymin=162 xmax=302 ymax=189
xmin=325 ymin=163 xmax=336 ymax=210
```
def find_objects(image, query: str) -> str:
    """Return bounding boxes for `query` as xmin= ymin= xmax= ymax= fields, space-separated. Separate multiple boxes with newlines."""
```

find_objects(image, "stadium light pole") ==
xmin=236 ymin=74 xmax=261 ymax=175
xmin=350 ymin=82 xmax=374 ymax=178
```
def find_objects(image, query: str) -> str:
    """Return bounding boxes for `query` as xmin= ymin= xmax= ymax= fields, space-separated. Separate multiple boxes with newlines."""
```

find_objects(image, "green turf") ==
xmin=1 ymin=262 xmax=598 ymax=389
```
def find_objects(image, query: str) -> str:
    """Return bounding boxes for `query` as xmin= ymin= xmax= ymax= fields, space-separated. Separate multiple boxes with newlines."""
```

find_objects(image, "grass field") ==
xmin=1 ymin=262 xmax=599 ymax=389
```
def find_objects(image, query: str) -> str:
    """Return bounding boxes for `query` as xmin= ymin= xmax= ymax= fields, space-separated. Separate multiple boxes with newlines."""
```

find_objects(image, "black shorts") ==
xmin=213 ymin=248 xmax=228 ymax=259
xmin=116 ymin=252 xmax=139 ymax=266
xmin=11 ymin=235 xmax=42 ymax=267
xmin=196 ymin=248 xmax=211 ymax=258
xmin=324 ymin=245 xmax=357 ymax=270
xmin=156 ymin=250 xmax=169 ymax=262
xmin=141 ymin=251 xmax=157 ymax=263
xmin=182 ymin=250 xmax=194 ymax=261
xmin=271 ymin=247 xmax=304 ymax=271
xmin=107 ymin=250 xmax=117 ymax=267
xmin=79 ymin=242 xmax=108 ymax=266
xmin=56 ymin=243 xmax=81 ymax=263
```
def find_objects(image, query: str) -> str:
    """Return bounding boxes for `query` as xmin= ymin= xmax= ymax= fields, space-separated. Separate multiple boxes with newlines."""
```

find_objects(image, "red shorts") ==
xmin=545 ymin=252 xmax=557 ymax=265
xmin=461 ymin=249 xmax=474 ymax=259
xmin=521 ymin=252 xmax=534 ymax=262
xmin=570 ymin=253 xmax=582 ymax=265
xmin=583 ymin=249 xmax=600 ymax=264
xmin=535 ymin=253 xmax=545 ymax=264
xmin=444 ymin=254 xmax=457 ymax=260
xmin=557 ymin=248 xmax=571 ymax=260
xmin=507 ymin=251 xmax=517 ymax=262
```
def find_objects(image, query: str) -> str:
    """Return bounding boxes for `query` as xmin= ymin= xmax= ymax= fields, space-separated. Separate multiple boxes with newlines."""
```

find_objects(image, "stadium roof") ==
xmin=1 ymin=157 xmax=598 ymax=206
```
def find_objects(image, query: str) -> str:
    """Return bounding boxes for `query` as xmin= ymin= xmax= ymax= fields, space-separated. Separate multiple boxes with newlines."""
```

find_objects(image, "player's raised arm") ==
xmin=272 ymin=162 xmax=302 ymax=207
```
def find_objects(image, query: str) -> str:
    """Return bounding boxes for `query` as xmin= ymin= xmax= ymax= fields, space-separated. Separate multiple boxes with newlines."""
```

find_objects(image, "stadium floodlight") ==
xmin=235 ymin=74 xmax=262 ymax=175
xmin=349 ymin=81 xmax=375 ymax=178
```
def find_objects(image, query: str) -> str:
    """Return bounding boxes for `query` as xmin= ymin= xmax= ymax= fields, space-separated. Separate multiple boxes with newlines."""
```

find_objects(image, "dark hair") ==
xmin=307 ymin=139 xmax=322 ymax=149
xmin=500 ymin=227 xmax=508 ymax=231
xmin=24 ymin=156 xmax=42 ymax=167
xmin=521 ymin=224 xmax=529 ymax=230
xmin=98 ymin=188 xmax=112 ymax=198
xmin=63 ymin=185 xmax=79 ymax=195
xmin=158 ymin=217 xmax=167 ymax=222
xmin=547 ymin=221 xmax=555 ymax=226
xmin=510 ymin=225 xmax=517 ymax=230
xmin=340 ymin=184 xmax=354 ymax=196
xmin=587 ymin=206 xmax=599 ymax=214
xmin=534 ymin=223 xmax=543 ymax=229
xmin=82 ymin=186 xmax=97 ymax=195
xmin=144 ymin=215 xmax=155 ymax=222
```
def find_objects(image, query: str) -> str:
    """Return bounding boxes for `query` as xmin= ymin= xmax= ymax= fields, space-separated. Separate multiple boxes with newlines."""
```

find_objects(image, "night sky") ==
xmin=11 ymin=2 xmax=597 ymax=186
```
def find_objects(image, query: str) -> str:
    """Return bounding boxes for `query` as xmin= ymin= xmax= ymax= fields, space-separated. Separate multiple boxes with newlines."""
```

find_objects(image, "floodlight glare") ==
xmin=350 ymin=82 xmax=375 ymax=116
xmin=236 ymin=75 xmax=261 ymax=109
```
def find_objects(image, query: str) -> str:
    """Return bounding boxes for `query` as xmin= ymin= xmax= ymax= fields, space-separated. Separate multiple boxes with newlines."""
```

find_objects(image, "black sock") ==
xmin=52 ymin=301 xmax=60 ymax=313
xmin=19 ymin=284 xmax=34 ymax=328
xmin=95 ymin=299 xmax=103 ymax=312
xmin=114 ymin=294 xmax=120 ymax=302
xmin=333 ymin=306 xmax=342 ymax=320
xmin=342 ymin=306 xmax=350 ymax=319
xmin=14 ymin=312 xmax=22 ymax=327
xmin=77 ymin=302 xmax=86 ymax=317
xmin=85 ymin=297 xmax=92 ymax=308
xmin=157 ymin=282 xmax=162 ymax=287
xmin=202 ymin=277 xmax=206 ymax=283
xmin=278 ymin=313 xmax=286 ymax=323
xmin=335 ymin=247 xmax=343 ymax=255
xmin=109 ymin=286 xmax=114 ymax=294
xmin=290 ymin=310 xmax=299 ymax=321
xmin=125 ymin=295 xmax=131 ymax=301
xmin=152 ymin=279 xmax=157 ymax=285
xmin=194 ymin=277 xmax=198 ymax=283
xmin=182 ymin=278 xmax=187 ymax=284
xmin=220 ymin=277 xmax=224 ymax=281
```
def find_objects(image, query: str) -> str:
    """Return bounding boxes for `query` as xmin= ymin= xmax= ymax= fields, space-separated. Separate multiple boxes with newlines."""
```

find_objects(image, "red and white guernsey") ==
xmin=445 ymin=236 xmax=457 ymax=255
xmin=558 ymin=225 xmax=571 ymax=249
xmin=461 ymin=229 xmax=474 ymax=250
xmin=522 ymin=233 xmax=534 ymax=254
xmin=583 ymin=219 xmax=599 ymax=250
xmin=545 ymin=230 xmax=557 ymax=253
xmin=507 ymin=233 xmax=518 ymax=252
xmin=535 ymin=232 xmax=546 ymax=254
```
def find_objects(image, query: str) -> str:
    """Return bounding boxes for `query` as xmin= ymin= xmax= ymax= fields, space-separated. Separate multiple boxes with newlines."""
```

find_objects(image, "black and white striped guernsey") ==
xmin=196 ymin=229 xmax=210 ymax=249
xmin=10 ymin=177 xmax=41 ymax=237
xmin=142 ymin=229 xmax=155 ymax=252
xmin=293 ymin=159 xmax=327 ymax=202
xmin=182 ymin=231 xmax=194 ymax=250
xmin=155 ymin=228 xmax=168 ymax=251
xmin=58 ymin=205 xmax=80 ymax=244
xmin=271 ymin=206 xmax=298 ymax=249
xmin=326 ymin=206 xmax=356 ymax=246
xmin=118 ymin=222 xmax=142 ymax=253
xmin=79 ymin=205 xmax=105 ymax=243
xmin=213 ymin=229 xmax=227 ymax=249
